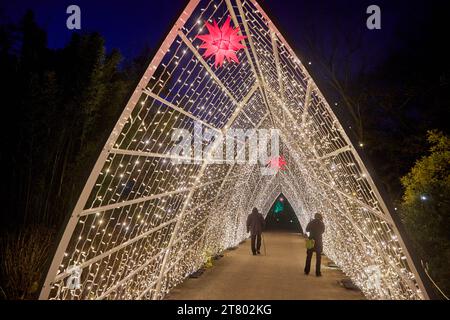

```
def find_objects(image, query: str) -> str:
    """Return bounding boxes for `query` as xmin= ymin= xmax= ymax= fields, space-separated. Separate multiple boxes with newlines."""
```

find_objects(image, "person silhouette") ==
xmin=304 ymin=213 xmax=325 ymax=276
xmin=246 ymin=207 xmax=265 ymax=255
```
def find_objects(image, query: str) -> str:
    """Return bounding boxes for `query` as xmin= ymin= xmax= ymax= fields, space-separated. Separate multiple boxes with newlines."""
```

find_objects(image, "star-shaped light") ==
xmin=196 ymin=16 xmax=247 ymax=68
xmin=267 ymin=156 xmax=287 ymax=172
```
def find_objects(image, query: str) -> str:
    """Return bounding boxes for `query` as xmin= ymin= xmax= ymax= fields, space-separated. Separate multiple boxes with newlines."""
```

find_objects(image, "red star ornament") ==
xmin=196 ymin=16 xmax=247 ymax=68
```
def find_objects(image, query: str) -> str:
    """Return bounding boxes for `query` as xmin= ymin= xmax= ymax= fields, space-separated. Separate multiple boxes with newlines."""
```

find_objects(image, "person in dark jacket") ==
xmin=246 ymin=207 xmax=265 ymax=255
xmin=304 ymin=213 xmax=325 ymax=276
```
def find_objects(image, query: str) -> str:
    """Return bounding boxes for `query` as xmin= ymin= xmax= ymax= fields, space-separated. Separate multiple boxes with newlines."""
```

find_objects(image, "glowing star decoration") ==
xmin=267 ymin=155 xmax=287 ymax=173
xmin=196 ymin=16 xmax=247 ymax=68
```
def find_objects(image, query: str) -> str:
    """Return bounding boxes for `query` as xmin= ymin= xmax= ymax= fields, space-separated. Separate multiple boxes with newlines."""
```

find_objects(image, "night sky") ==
xmin=0 ymin=0 xmax=433 ymax=68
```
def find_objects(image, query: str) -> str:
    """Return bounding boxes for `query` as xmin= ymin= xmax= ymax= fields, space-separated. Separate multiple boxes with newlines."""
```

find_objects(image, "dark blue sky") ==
xmin=0 ymin=0 xmax=430 ymax=67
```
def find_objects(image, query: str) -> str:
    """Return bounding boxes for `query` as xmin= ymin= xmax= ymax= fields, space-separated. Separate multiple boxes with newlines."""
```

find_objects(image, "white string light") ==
xmin=41 ymin=0 xmax=425 ymax=300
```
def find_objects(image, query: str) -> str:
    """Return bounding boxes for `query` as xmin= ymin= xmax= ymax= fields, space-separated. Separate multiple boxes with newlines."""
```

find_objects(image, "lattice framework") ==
xmin=40 ymin=0 xmax=428 ymax=300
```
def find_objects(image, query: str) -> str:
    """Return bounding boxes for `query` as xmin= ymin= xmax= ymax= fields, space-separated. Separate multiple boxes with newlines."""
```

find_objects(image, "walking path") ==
xmin=166 ymin=231 xmax=365 ymax=300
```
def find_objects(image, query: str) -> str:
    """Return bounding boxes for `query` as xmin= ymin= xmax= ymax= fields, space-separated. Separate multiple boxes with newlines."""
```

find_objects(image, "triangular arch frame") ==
xmin=40 ymin=0 xmax=429 ymax=300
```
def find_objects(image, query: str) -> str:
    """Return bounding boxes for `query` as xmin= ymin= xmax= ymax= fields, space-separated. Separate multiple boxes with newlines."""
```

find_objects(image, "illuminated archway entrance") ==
xmin=264 ymin=194 xmax=302 ymax=233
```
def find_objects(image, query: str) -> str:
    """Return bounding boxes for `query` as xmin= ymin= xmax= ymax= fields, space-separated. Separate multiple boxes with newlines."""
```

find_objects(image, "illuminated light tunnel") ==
xmin=40 ymin=0 xmax=429 ymax=300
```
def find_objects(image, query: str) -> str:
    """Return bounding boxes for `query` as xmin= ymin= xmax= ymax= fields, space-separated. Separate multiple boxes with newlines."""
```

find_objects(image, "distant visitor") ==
xmin=246 ymin=207 xmax=265 ymax=255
